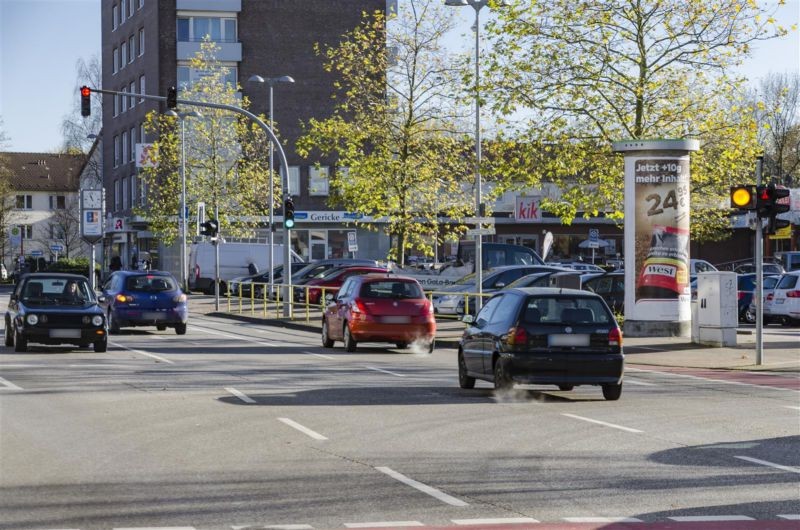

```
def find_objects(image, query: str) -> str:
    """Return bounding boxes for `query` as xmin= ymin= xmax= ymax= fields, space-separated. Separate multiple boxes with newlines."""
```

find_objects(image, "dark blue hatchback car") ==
xmin=101 ymin=271 xmax=188 ymax=334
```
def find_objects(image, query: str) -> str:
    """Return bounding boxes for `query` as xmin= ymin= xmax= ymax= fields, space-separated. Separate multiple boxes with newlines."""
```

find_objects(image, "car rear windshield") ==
xmin=360 ymin=281 xmax=423 ymax=299
xmin=522 ymin=295 xmax=613 ymax=325
xmin=776 ymin=274 xmax=799 ymax=289
xmin=125 ymin=275 xmax=178 ymax=292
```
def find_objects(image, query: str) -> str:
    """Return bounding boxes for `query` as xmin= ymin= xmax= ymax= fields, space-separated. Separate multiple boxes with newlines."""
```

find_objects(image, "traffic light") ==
xmin=200 ymin=218 xmax=219 ymax=238
xmin=765 ymin=185 xmax=791 ymax=235
xmin=167 ymin=86 xmax=177 ymax=109
xmin=80 ymin=86 xmax=91 ymax=117
xmin=730 ymin=185 xmax=757 ymax=210
xmin=284 ymin=197 xmax=295 ymax=229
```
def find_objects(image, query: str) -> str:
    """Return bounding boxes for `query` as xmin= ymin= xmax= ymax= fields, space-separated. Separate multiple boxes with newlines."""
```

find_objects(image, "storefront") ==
xmin=289 ymin=211 xmax=391 ymax=262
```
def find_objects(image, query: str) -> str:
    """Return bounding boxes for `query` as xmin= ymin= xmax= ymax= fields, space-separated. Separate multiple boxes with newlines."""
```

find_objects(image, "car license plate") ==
xmin=50 ymin=329 xmax=81 ymax=339
xmin=381 ymin=316 xmax=411 ymax=324
xmin=775 ymin=299 xmax=785 ymax=304
xmin=548 ymin=334 xmax=590 ymax=347
xmin=143 ymin=312 xmax=165 ymax=320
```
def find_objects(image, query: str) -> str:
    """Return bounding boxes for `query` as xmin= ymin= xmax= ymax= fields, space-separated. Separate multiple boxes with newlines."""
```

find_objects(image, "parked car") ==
xmin=503 ymin=271 xmax=565 ymax=290
xmin=737 ymin=273 xmax=780 ymax=323
xmin=690 ymin=259 xmax=718 ymax=274
xmin=777 ymin=251 xmax=800 ymax=272
xmin=458 ymin=287 xmax=624 ymax=400
xmin=764 ymin=271 xmax=800 ymax=326
xmin=4 ymin=273 xmax=107 ymax=352
xmin=292 ymin=259 xmax=380 ymax=286
xmin=100 ymin=271 xmax=188 ymax=335
xmin=733 ymin=263 xmax=785 ymax=275
xmin=582 ymin=271 xmax=625 ymax=313
xmin=228 ymin=261 xmax=309 ymax=298
xmin=321 ymin=274 xmax=435 ymax=352
xmin=746 ymin=275 xmax=781 ymax=324
xmin=561 ymin=262 xmax=606 ymax=272
xmin=296 ymin=266 xmax=389 ymax=305
xmin=0 ymin=263 xmax=7 ymax=281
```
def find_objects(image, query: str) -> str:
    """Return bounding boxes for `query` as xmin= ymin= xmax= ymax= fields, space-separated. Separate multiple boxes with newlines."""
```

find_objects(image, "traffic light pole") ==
xmin=755 ymin=157 xmax=764 ymax=366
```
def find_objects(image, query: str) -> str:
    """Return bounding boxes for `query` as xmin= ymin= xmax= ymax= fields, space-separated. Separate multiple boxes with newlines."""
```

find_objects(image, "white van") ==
xmin=188 ymin=242 xmax=302 ymax=294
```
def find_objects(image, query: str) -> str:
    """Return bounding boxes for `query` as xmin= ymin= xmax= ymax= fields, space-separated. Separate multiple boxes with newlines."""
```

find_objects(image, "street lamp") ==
xmin=446 ymin=0 xmax=488 ymax=308
xmin=166 ymin=109 xmax=203 ymax=293
xmin=247 ymin=74 xmax=295 ymax=289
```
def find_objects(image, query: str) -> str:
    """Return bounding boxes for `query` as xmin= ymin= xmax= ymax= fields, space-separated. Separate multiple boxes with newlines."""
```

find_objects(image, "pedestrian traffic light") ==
xmin=284 ymin=197 xmax=295 ymax=229
xmin=80 ymin=86 xmax=92 ymax=117
xmin=730 ymin=185 xmax=757 ymax=210
xmin=200 ymin=218 xmax=219 ymax=238
xmin=167 ymin=86 xmax=177 ymax=109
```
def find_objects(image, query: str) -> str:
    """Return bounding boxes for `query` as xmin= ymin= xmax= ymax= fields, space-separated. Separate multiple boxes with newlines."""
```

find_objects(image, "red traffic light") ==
xmin=80 ymin=86 xmax=91 ymax=97
xmin=80 ymin=86 xmax=92 ymax=117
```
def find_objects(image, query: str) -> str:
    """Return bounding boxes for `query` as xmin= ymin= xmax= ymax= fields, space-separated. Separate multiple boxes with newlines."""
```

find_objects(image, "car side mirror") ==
xmin=461 ymin=314 xmax=474 ymax=324
xmin=325 ymin=293 xmax=335 ymax=302
xmin=97 ymin=295 xmax=107 ymax=304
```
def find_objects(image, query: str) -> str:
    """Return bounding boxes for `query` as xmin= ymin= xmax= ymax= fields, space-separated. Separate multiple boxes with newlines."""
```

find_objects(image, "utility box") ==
xmin=695 ymin=271 xmax=737 ymax=346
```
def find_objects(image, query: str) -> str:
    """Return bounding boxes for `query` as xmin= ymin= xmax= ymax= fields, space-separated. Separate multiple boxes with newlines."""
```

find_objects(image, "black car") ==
xmin=458 ymin=287 xmax=624 ymax=400
xmin=582 ymin=271 xmax=625 ymax=313
xmin=4 ymin=273 xmax=107 ymax=352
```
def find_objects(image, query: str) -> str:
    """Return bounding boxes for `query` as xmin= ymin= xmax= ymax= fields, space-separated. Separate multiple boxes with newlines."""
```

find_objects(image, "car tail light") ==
xmin=115 ymin=294 xmax=133 ymax=303
xmin=422 ymin=300 xmax=434 ymax=315
xmin=352 ymin=299 xmax=369 ymax=314
xmin=608 ymin=327 xmax=623 ymax=346
xmin=194 ymin=264 xmax=200 ymax=279
xmin=737 ymin=291 xmax=745 ymax=300
xmin=506 ymin=326 xmax=528 ymax=347
xmin=787 ymin=290 xmax=800 ymax=298
xmin=173 ymin=293 xmax=187 ymax=303
xmin=767 ymin=293 xmax=774 ymax=301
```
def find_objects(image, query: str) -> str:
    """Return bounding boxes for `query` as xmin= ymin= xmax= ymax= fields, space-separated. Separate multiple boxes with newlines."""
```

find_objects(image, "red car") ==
xmin=297 ymin=266 xmax=389 ymax=305
xmin=322 ymin=274 xmax=436 ymax=352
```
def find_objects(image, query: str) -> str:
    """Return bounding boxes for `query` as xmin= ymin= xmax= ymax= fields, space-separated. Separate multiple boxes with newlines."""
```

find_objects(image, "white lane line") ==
xmin=278 ymin=417 xmax=328 ymax=441
xmin=623 ymin=379 xmax=656 ymax=386
xmin=784 ymin=406 xmax=800 ymax=411
xmin=345 ymin=522 xmax=424 ymax=528
xmin=627 ymin=367 xmax=800 ymax=393
xmin=0 ymin=376 xmax=21 ymax=391
xmin=304 ymin=350 xmax=335 ymax=360
xmin=452 ymin=518 xmax=539 ymax=525
xmin=563 ymin=517 xmax=643 ymax=523
xmin=109 ymin=341 xmax=174 ymax=364
xmin=115 ymin=527 xmax=196 ymax=530
xmin=226 ymin=387 xmax=256 ymax=404
xmin=561 ymin=413 xmax=643 ymax=433
xmin=263 ymin=525 xmax=315 ymax=530
xmin=365 ymin=366 xmax=405 ymax=377
xmin=668 ymin=516 xmax=754 ymax=522
xmin=735 ymin=455 xmax=800 ymax=474
xmin=189 ymin=326 xmax=277 ymax=347
xmin=778 ymin=515 xmax=800 ymax=520
xmin=375 ymin=466 xmax=468 ymax=507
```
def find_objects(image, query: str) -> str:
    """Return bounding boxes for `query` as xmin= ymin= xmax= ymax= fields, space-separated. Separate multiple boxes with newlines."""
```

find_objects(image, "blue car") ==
xmin=101 ymin=271 xmax=188 ymax=334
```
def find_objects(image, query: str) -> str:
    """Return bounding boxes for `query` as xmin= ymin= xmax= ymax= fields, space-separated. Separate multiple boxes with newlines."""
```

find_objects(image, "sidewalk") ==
xmin=190 ymin=295 xmax=800 ymax=373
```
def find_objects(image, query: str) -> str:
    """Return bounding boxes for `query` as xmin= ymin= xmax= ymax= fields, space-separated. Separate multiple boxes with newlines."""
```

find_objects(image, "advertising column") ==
xmin=613 ymin=139 xmax=699 ymax=337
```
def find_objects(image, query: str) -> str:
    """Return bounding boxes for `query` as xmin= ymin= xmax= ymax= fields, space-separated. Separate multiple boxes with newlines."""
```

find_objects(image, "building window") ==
xmin=287 ymin=166 xmax=300 ymax=196
xmin=113 ymin=92 xmax=119 ymax=116
xmin=139 ymin=123 xmax=145 ymax=144
xmin=50 ymin=224 xmax=66 ymax=240
xmin=120 ymin=0 xmax=126 ymax=23
xmin=139 ymin=75 xmax=145 ymax=103
xmin=177 ymin=65 xmax=237 ymax=91
xmin=120 ymin=88 xmax=127 ymax=113
xmin=112 ymin=5 xmax=118 ymax=30
xmin=131 ymin=174 xmax=137 ymax=208
xmin=130 ymin=127 xmax=136 ymax=161
xmin=49 ymin=195 xmax=66 ymax=210
xmin=15 ymin=195 xmax=32 ymax=210
xmin=114 ymin=135 xmax=120 ymax=167
xmin=122 ymin=176 xmax=129 ymax=209
xmin=129 ymin=81 xmax=136 ymax=107
xmin=128 ymin=0 xmax=134 ymax=17
xmin=139 ymin=0 xmax=144 ymax=9
xmin=128 ymin=35 xmax=135 ymax=63
xmin=113 ymin=47 xmax=119 ymax=74
xmin=140 ymin=178 xmax=147 ymax=206
xmin=138 ymin=28 xmax=144 ymax=56
xmin=177 ymin=17 xmax=237 ymax=43
xmin=114 ymin=180 xmax=121 ymax=211
xmin=122 ymin=131 xmax=128 ymax=164
xmin=309 ymin=166 xmax=329 ymax=196
xmin=121 ymin=41 xmax=127 ymax=68
xmin=21 ymin=225 xmax=33 ymax=240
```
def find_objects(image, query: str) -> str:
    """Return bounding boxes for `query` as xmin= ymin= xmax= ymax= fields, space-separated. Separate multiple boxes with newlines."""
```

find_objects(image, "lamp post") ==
xmin=166 ymin=109 xmax=203 ymax=293
xmin=247 ymin=74 xmax=295 ymax=289
xmin=446 ymin=0 xmax=488 ymax=308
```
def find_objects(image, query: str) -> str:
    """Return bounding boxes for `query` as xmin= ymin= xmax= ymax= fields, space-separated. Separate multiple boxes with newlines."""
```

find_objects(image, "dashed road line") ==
xmin=375 ymin=466 xmax=468 ymax=507
xmin=668 ymin=516 xmax=754 ymax=522
xmin=627 ymin=367 xmax=800 ymax=392
xmin=114 ymin=527 xmax=197 ymax=530
xmin=226 ymin=387 xmax=256 ymax=404
xmin=563 ymin=517 xmax=643 ymax=523
xmin=778 ymin=515 xmax=800 ymax=520
xmin=735 ymin=455 xmax=800 ymax=474
xmin=783 ymin=406 xmax=800 ymax=411
xmin=304 ymin=350 xmax=335 ymax=360
xmin=365 ymin=366 xmax=405 ymax=377
xmin=561 ymin=413 xmax=643 ymax=433
xmin=452 ymin=517 xmax=539 ymax=525
xmin=189 ymin=325 xmax=278 ymax=346
xmin=278 ymin=417 xmax=328 ymax=441
xmin=623 ymin=379 xmax=656 ymax=386
xmin=0 ymin=376 xmax=22 ymax=390
xmin=264 ymin=525 xmax=315 ymax=530
xmin=345 ymin=522 xmax=424 ymax=528
xmin=109 ymin=341 xmax=174 ymax=364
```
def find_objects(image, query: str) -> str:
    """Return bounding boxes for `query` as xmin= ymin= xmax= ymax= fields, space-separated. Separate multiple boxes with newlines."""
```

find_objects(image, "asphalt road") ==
xmin=0 ymin=307 xmax=798 ymax=530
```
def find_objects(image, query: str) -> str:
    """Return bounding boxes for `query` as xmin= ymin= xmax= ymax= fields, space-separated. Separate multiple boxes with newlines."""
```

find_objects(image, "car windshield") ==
xmin=125 ymin=275 xmax=178 ymax=292
xmin=21 ymin=277 xmax=94 ymax=306
xmin=360 ymin=281 xmax=423 ymax=299
xmin=523 ymin=295 xmax=613 ymax=325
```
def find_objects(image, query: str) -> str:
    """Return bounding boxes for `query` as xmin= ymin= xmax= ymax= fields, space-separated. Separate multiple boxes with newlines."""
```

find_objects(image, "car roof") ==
xmin=509 ymin=286 xmax=602 ymax=297
xmin=20 ymin=272 xmax=87 ymax=280
xmin=114 ymin=270 xmax=172 ymax=276
xmin=361 ymin=273 xmax=418 ymax=281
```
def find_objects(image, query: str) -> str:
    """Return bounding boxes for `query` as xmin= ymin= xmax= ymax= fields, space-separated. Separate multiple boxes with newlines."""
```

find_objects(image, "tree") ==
xmin=138 ymin=41 xmax=272 ymax=244
xmin=61 ymin=56 xmax=102 ymax=153
xmin=297 ymin=1 xmax=473 ymax=265
xmin=483 ymin=0 xmax=790 ymax=241
xmin=39 ymin=196 xmax=83 ymax=260
xmin=0 ymin=118 xmax=14 ymax=265
xmin=749 ymin=72 xmax=800 ymax=185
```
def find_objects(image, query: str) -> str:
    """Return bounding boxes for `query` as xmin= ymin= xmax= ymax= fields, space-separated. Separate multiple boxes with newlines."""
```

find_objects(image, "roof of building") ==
xmin=1 ymin=152 xmax=86 ymax=192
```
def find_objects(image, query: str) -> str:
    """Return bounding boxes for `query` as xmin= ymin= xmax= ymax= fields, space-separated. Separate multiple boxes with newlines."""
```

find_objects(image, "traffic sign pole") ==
xmin=755 ymin=157 xmax=763 ymax=366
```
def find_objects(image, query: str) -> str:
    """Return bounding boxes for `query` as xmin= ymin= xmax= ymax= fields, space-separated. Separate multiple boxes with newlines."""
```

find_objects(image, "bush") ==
xmin=46 ymin=258 xmax=100 ymax=279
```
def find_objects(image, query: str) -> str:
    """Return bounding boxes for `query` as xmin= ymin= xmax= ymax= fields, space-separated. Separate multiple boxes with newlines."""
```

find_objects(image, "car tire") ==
xmin=427 ymin=339 xmax=435 ymax=354
xmin=493 ymin=358 xmax=512 ymax=391
xmin=108 ymin=310 xmax=120 ymax=335
xmin=458 ymin=351 xmax=475 ymax=389
xmin=602 ymin=383 xmax=622 ymax=401
xmin=395 ymin=342 xmax=408 ymax=349
xmin=175 ymin=323 xmax=187 ymax=335
xmin=94 ymin=340 xmax=107 ymax=353
xmin=343 ymin=323 xmax=357 ymax=352
xmin=4 ymin=319 xmax=13 ymax=347
xmin=157 ymin=324 xmax=167 ymax=331
xmin=321 ymin=319 xmax=334 ymax=348
xmin=14 ymin=328 xmax=27 ymax=353
xmin=558 ymin=385 xmax=574 ymax=391
xmin=744 ymin=306 xmax=756 ymax=324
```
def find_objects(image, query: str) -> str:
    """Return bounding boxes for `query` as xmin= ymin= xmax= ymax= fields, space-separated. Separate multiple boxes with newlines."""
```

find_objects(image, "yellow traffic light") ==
xmin=730 ymin=185 xmax=756 ymax=210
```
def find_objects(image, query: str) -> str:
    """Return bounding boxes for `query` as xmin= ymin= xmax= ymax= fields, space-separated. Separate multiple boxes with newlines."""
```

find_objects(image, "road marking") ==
xmin=109 ymin=341 xmax=174 ymax=364
xmin=623 ymin=379 xmax=656 ymax=386
xmin=668 ymin=516 xmax=754 ymax=522
xmin=262 ymin=525 xmax=315 ymax=530
xmin=278 ymin=417 xmax=328 ymax=441
xmin=375 ymin=466 xmax=468 ymax=507
xmin=365 ymin=366 xmax=405 ymax=377
xmin=114 ymin=527 xmax=197 ymax=530
xmin=226 ymin=387 xmax=256 ymax=404
xmin=345 ymin=522 xmax=424 ymax=528
xmin=189 ymin=326 xmax=277 ymax=347
xmin=0 ymin=376 xmax=22 ymax=390
xmin=778 ymin=515 xmax=800 ymax=520
xmin=627 ymin=367 xmax=800 ymax=393
xmin=304 ymin=350 xmax=335 ymax=360
xmin=784 ymin=406 xmax=800 ymax=411
xmin=452 ymin=518 xmax=539 ymax=525
xmin=561 ymin=413 xmax=643 ymax=433
xmin=735 ymin=455 xmax=800 ymax=474
xmin=563 ymin=517 xmax=643 ymax=523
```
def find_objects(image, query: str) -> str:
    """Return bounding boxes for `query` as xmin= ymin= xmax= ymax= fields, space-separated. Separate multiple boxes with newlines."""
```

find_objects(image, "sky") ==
xmin=0 ymin=0 xmax=798 ymax=153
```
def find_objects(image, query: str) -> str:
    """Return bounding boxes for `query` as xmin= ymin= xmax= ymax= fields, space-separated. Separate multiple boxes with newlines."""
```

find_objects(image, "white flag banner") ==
xmin=135 ymin=143 xmax=157 ymax=168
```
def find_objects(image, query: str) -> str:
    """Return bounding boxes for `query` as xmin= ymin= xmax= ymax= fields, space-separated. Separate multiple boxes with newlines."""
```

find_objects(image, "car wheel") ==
xmin=493 ymin=358 xmax=512 ymax=391
xmin=94 ymin=340 xmax=107 ymax=353
xmin=157 ymin=324 xmax=167 ymax=331
xmin=343 ymin=323 xmax=357 ymax=352
xmin=458 ymin=351 xmax=475 ymax=389
xmin=175 ymin=323 xmax=187 ymax=335
xmin=427 ymin=339 xmax=435 ymax=354
xmin=558 ymin=385 xmax=574 ymax=391
xmin=4 ymin=318 xmax=13 ymax=347
xmin=602 ymin=383 xmax=623 ymax=401
xmin=744 ymin=306 xmax=756 ymax=324
xmin=108 ymin=310 xmax=120 ymax=335
xmin=395 ymin=342 xmax=408 ymax=349
xmin=13 ymin=327 xmax=27 ymax=353
xmin=321 ymin=319 xmax=334 ymax=348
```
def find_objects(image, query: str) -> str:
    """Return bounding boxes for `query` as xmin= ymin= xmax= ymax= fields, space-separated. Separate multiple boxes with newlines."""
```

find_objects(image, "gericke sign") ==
xmin=515 ymin=196 xmax=542 ymax=222
xmin=294 ymin=211 xmax=374 ymax=223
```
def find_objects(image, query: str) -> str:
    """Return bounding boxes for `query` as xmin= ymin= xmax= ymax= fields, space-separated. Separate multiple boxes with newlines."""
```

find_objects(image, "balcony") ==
xmin=177 ymin=40 xmax=242 ymax=62
xmin=176 ymin=0 xmax=241 ymax=11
